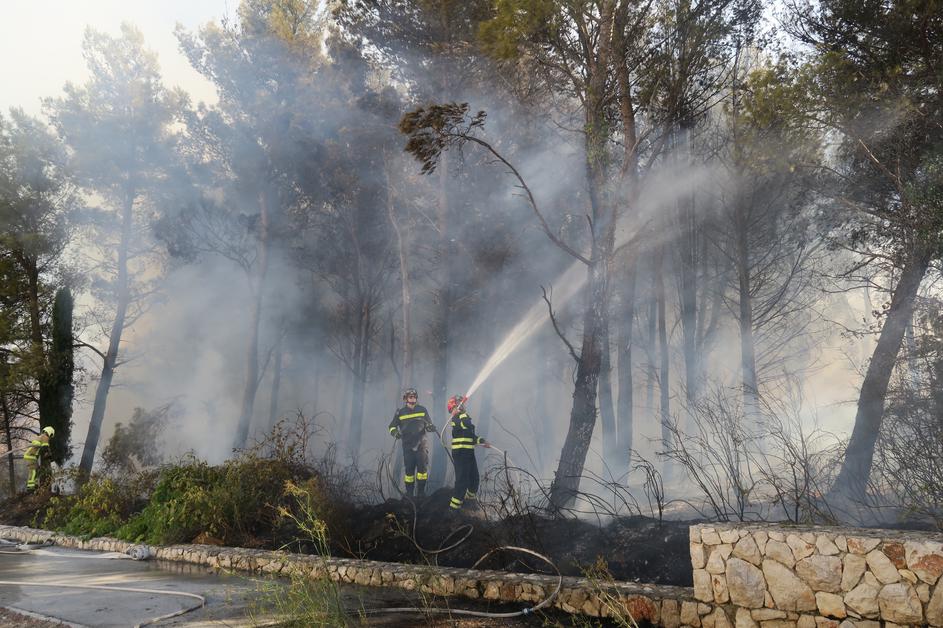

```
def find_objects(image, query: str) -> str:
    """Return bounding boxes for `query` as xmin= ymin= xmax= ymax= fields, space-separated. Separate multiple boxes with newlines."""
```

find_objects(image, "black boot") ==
xmin=417 ymin=481 xmax=426 ymax=498
xmin=405 ymin=483 xmax=415 ymax=497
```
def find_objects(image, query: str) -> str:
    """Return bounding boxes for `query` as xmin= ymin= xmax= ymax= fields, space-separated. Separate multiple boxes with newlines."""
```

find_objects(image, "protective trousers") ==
xmin=402 ymin=439 xmax=429 ymax=497
xmin=450 ymin=449 xmax=479 ymax=509
xmin=24 ymin=454 xmax=39 ymax=490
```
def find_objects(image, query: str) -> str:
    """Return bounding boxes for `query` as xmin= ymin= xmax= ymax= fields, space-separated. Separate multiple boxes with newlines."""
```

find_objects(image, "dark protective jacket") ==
xmin=450 ymin=412 xmax=485 ymax=450
xmin=389 ymin=404 xmax=435 ymax=448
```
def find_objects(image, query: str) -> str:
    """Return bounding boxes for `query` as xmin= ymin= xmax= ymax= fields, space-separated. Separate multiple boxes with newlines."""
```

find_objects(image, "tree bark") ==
xmin=549 ymin=253 xmax=609 ymax=509
xmin=387 ymin=159 xmax=413 ymax=389
xmin=348 ymin=298 xmax=371 ymax=459
xmin=598 ymin=294 xmax=617 ymax=471
xmin=2 ymin=394 xmax=14 ymax=496
xmin=832 ymin=247 xmax=932 ymax=501
xmin=268 ymin=332 xmax=283 ymax=430
xmin=79 ymin=187 xmax=135 ymax=477
xmin=233 ymin=191 xmax=271 ymax=450
xmin=734 ymin=202 xmax=760 ymax=429
xmin=616 ymin=265 xmax=637 ymax=479
xmin=656 ymin=249 xmax=673 ymax=481
xmin=429 ymin=154 xmax=452 ymax=490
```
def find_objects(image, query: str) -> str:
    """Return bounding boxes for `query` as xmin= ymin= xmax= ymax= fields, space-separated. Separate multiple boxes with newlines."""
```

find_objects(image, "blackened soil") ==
xmin=329 ymin=488 xmax=694 ymax=587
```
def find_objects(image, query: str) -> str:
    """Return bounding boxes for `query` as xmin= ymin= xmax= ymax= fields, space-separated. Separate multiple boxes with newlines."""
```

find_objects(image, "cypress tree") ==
xmin=38 ymin=287 xmax=73 ymax=465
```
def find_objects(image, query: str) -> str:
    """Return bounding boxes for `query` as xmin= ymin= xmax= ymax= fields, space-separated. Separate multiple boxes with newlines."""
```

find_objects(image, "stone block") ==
xmin=796 ymin=615 xmax=816 ymax=628
xmin=834 ymin=536 xmax=846 ymax=552
xmin=734 ymin=535 xmax=763 ymax=566
xmin=727 ymin=557 xmax=767 ymax=608
xmin=707 ymin=545 xmax=733 ymax=574
xmin=767 ymin=540 xmax=797 ymax=568
xmin=841 ymin=554 xmax=866 ymax=592
xmin=763 ymin=558 xmax=816 ymax=612
xmin=843 ymin=580 xmax=880 ymax=618
xmin=736 ymin=607 xmax=759 ymax=628
xmin=796 ymin=555 xmax=842 ymax=592
xmin=815 ymin=536 xmax=840 ymax=556
xmin=865 ymin=550 xmax=900 ymax=584
xmin=846 ymin=537 xmax=880 ymax=555
xmin=904 ymin=540 xmax=943 ymax=585
xmin=695 ymin=568 xmax=713 ymax=602
xmin=787 ymin=535 xmax=815 ymax=561
xmin=722 ymin=529 xmax=742 ymax=544
xmin=681 ymin=600 xmax=701 ymax=626
xmin=662 ymin=599 xmax=681 ymax=628
xmin=712 ymin=573 xmax=730 ymax=604
xmin=703 ymin=528 xmax=722 ymax=545
xmin=693 ymin=542 xmax=707 ymax=569
xmin=878 ymin=582 xmax=923 ymax=625
xmin=815 ymin=591 xmax=846 ymax=619
xmin=927 ymin=577 xmax=943 ymax=625
xmin=754 ymin=531 xmax=769 ymax=552
xmin=751 ymin=609 xmax=787 ymax=620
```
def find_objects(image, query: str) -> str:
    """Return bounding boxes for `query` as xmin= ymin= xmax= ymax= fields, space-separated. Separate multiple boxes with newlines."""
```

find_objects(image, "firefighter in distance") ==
xmin=24 ymin=426 xmax=55 ymax=491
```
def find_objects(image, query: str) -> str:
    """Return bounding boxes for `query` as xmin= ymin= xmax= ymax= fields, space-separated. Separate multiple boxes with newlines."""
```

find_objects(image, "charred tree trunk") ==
xmin=616 ymin=265 xmax=637 ymax=479
xmin=429 ymin=155 xmax=452 ymax=490
xmin=549 ymin=253 xmax=609 ymax=509
xmin=233 ymin=191 xmax=271 ymax=450
xmin=79 ymin=187 xmax=135 ymax=477
xmin=832 ymin=247 xmax=932 ymax=502
xmin=2 ymin=393 xmax=14 ymax=496
xmin=548 ymin=8 xmax=617 ymax=509
xmin=598 ymin=295 xmax=617 ymax=472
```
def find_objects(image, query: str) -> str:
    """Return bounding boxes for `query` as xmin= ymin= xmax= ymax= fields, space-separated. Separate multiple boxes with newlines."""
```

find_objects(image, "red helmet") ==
xmin=447 ymin=394 xmax=466 ymax=413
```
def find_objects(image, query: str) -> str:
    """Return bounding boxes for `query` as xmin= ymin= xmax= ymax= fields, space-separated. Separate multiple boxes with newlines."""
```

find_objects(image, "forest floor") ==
xmin=327 ymin=488 xmax=696 ymax=588
xmin=2 ymin=487 xmax=696 ymax=588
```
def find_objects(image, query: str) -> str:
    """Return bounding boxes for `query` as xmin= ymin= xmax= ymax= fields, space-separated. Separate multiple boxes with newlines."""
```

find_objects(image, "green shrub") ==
xmin=119 ymin=454 xmax=303 ymax=546
xmin=39 ymin=475 xmax=139 ymax=538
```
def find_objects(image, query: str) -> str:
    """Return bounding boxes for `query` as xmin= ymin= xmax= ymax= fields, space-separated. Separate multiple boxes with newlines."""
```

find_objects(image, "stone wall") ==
xmin=691 ymin=523 xmax=943 ymax=627
xmin=0 ymin=524 xmax=693 ymax=624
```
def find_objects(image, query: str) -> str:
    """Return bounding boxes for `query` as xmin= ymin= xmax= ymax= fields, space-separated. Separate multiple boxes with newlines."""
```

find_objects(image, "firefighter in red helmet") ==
xmin=447 ymin=394 xmax=488 ymax=511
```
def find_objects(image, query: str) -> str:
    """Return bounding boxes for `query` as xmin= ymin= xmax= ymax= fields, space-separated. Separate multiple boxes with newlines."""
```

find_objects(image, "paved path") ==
xmin=0 ymin=545 xmax=278 ymax=626
xmin=0 ymin=544 xmax=573 ymax=626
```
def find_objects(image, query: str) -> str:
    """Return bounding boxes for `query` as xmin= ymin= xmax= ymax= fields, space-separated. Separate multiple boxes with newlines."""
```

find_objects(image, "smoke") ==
xmin=40 ymin=7 xmax=874 ymax=499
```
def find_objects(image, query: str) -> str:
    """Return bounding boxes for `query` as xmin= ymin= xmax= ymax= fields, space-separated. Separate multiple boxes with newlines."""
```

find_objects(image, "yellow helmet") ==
xmin=42 ymin=426 xmax=55 ymax=437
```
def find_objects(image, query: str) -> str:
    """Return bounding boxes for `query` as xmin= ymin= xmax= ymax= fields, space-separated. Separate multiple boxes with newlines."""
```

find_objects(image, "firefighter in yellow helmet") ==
xmin=24 ymin=426 xmax=55 ymax=491
xmin=447 ymin=395 xmax=488 ymax=512
xmin=388 ymin=388 xmax=436 ymax=497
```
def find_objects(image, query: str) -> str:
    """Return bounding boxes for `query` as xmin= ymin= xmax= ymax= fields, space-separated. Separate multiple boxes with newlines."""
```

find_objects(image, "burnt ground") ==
xmin=1 ymin=487 xmax=695 ymax=589
xmin=327 ymin=488 xmax=695 ymax=588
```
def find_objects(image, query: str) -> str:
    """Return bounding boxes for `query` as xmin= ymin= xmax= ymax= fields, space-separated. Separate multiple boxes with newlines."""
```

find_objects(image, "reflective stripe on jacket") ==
xmin=451 ymin=412 xmax=483 ymax=450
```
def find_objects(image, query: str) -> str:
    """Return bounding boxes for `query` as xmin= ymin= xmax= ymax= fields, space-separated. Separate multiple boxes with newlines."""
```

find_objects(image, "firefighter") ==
xmin=24 ymin=426 xmax=55 ymax=491
xmin=389 ymin=388 xmax=436 ymax=497
xmin=447 ymin=395 xmax=488 ymax=512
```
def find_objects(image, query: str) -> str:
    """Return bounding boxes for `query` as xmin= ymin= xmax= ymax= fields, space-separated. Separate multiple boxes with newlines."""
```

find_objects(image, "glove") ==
xmin=392 ymin=428 xmax=401 ymax=439
xmin=424 ymin=422 xmax=438 ymax=433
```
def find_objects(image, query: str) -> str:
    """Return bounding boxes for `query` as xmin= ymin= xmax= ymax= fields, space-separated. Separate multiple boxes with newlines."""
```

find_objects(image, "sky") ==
xmin=0 ymin=0 xmax=229 ymax=116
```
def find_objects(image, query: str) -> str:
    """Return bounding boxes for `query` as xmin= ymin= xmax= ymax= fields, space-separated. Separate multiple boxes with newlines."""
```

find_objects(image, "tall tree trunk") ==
xmin=616 ymin=265 xmax=637 ymax=479
xmin=549 ymin=253 xmax=609 ymax=509
xmin=43 ymin=288 xmax=74 ymax=465
xmin=832 ymin=247 xmax=932 ymax=502
xmin=656 ymin=249 xmax=673 ymax=481
xmin=387 ymin=156 xmax=413 ymax=388
xmin=348 ymin=298 xmax=371 ymax=460
xmin=233 ymin=191 xmax=271 ymax=450
xmin=2 ymin=394 xmax=14 ymax=496
xmin=79 ymin=188 xmax=135 ymax=477
xmin=429 ymin=155 xmax=452 ymax=490
xmin=598 ymin=292 xmax=617 ymax=473
xmin=735 ymin=205 xmax=760 ymax=430
xmin=268 ymin=332 xmax=283 ymax=430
